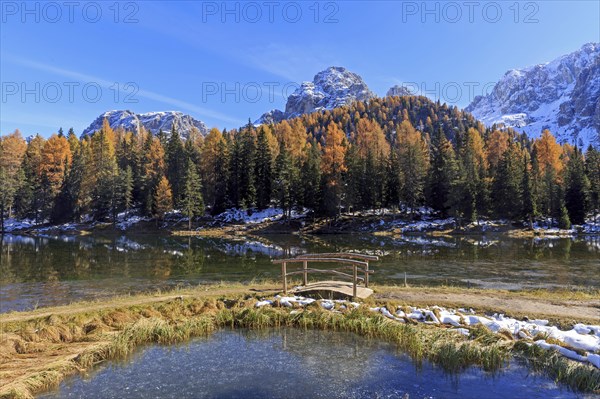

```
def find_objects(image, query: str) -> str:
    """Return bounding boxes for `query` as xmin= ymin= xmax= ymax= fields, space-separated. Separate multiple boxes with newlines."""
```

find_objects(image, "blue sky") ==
xmin=1 ymin=0 xmax=599 ymax=137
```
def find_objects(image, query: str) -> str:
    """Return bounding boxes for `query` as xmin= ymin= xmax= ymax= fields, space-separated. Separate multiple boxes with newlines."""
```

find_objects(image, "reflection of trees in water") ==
xmin=236 ymin=328 xmax=387 ymax=382
xmin=1 ymin=234 xmax=599 ymax=288
xmin=176 ymin=237 xmax=205 ymax=274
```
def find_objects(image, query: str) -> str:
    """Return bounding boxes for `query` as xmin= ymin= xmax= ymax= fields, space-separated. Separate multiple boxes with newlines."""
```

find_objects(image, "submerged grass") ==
xmin=514 ymin=341 xmax=600 ymax=392
xmin=1 ymin=295 xmax=599 ymax=399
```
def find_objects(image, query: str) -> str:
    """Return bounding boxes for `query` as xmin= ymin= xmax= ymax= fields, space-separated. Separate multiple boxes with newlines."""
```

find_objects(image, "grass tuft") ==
xmin=1 ymin=295 xmax=599 ymax=399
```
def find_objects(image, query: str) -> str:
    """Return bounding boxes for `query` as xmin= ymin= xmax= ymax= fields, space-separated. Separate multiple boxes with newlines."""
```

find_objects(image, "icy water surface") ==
xmin=1 ymin=233 xmax=599 ymax=312
xmin=39 ymin=328 xmax=587 ymax=399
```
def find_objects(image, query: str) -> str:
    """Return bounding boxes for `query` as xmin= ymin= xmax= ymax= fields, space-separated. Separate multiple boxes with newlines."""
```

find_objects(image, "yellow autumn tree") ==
xmin=321 ymin=122 xmax=347 ymax=217
xmin=0 ymin=130 xmax=27 ymax=228
xmin=486 ymin=130 xmax=510 ymax=172
xmin=396 ymin=119 xmax=430 ymax=211
xmin=200 ymin=128 xmax=226 ymax=208
xmin=41 ymin=134 xmax=72 ymax=200
xmin=533 ymin=129 xmax=564 ymax=217
xmin=534 ymin=129 xmax=563 ymax=176
xmin=153 ymin=176 xmax=173 ymax=221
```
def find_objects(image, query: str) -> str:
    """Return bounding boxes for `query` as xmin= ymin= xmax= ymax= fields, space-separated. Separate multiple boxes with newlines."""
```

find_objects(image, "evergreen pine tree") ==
xmin=300 ymin=139 xmax=321 ymax=214
xmin=521 ymin=154 xmax=537 ymax=228
xmin=213 ymin=138 xmax=229 ymax=214
xmin=254 ymin=127 xmax=273 ymax=210
xmin=454 ymin=128 xmax=486 ymax=222
xmin=90 ymin=120 xmax=118 ymax=220
xmin=564 ymin=147 xmax=590 ymax=225
xmin=397 ymin=120 xmax=429 ymax=214
xmin=142 ymin=137 xmax=166 ymax=215
xmin=166 ymin=125 xmax=186 ymax=206
xmin=120 ymin=165 xmax=134 ymax=215
xmin=426 ymin=129 xmax=457 ymax=216
xmin=274 ymin=146 xmax=294 ymax=219
xmin=14 ymin=135 xmax=44 ymax=221
xmin=558 ymin=203 xmax=571 ymax=230
xmin=227 ymin=136 xmax=242 ymax=208
xmin=585 ymin=146 xmax=600 ymax=222
xmin=344 ymin=145 xmax=363 ymax=211
xmin=182 ymin=160 xmax=205 ymax=230
xmin=386 ymin=147 xmax=401 ymax=210
xmin=491 ymin=143 xmax=522 ymax=220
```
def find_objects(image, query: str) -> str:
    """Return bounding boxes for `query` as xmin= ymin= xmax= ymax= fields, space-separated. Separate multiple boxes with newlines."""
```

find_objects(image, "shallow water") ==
xmin=1 ymin=233 xmax=599 ymax=312
xmin=38 ymin=328 xmax=586 ymax=399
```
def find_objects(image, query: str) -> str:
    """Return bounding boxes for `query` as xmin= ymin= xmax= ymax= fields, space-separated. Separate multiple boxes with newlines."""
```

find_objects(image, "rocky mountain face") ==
xmin=82 ymin=110 xmax=209 ymax=139
xmin=466 ymin=43 xmax=600 ymax=147
xmin=256 ymin=66 xmax=375 ymax=124
xmin=386 ymin=85 xmax=414 ymax=97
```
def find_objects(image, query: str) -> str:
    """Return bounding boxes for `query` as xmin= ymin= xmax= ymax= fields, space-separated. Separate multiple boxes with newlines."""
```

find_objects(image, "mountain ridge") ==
xmin=81 ymin=44 xmax=598 ymax=148
xmin=81 ymin=110 xmax=209 ymax=139
xmin=255 ymin=66 xmax=376 ymax=124
xmin=466 ymin=42 xmax=600 ymax=147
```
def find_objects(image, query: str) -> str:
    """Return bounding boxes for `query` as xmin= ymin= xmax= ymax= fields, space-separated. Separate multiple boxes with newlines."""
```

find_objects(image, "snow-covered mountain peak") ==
xmin=255 ymin=66 xmax=375 ymax=124
xmin=467 ymin=43 xmax=600 ymax=147
xmin=386 ymin=85 xmax=415 ymax=97
xmin=82 ymin=110 xmax=209 ymax=139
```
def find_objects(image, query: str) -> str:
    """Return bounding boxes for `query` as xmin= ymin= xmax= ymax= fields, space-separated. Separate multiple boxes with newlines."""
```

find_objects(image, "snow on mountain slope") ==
xmin=82 ymin=110 xmax=209 ymax=138
xmin=255 ymin=66 xmax=375 ymax=124
xmin=467 ymin=43 xmax=600 ymax=147
xmin=386 ymin=85 xmax=415 ymax=97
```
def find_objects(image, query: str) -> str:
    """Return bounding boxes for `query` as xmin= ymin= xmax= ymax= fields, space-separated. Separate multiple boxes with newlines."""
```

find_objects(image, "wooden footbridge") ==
xmin=271 ymin=253 xmax=379 ymax=300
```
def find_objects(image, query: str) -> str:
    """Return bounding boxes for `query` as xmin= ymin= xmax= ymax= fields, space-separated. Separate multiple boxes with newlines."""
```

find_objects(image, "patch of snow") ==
xmin=215 ymin=207 xmax=307 ymax=224
xmin=253 ymin=296 xmax=600 ymax=369
xmin=2 ymin=218 xmax=35 ymax=232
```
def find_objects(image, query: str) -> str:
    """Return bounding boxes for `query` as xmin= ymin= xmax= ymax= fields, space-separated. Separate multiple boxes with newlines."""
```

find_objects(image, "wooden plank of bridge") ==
xmin=295 ymin=253 xmax=379 ymax=261
xmin=295 ymin=254 xmax=375 ymax=289
xmin=272 ymin=253 xmax=378 ymax=301
xmin=293 ymin=281 xmax=373 ymax=300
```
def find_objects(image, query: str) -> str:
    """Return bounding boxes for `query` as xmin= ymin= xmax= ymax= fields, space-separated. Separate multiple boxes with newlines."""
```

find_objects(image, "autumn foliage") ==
xmin=1 ymin=95 xmax=598 ymax=229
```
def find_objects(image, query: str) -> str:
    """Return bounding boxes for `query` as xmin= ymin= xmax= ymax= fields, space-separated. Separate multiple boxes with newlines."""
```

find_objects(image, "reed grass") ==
xmin=1 ymin=296 xmax=598 ymax=399
xmin=514 ymin=341 xmax=600 ymax=392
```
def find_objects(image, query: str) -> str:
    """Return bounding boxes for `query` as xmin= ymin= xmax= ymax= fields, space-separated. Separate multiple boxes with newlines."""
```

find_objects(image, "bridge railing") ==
xmin=271 ymin=253 xmax=378 ymax=300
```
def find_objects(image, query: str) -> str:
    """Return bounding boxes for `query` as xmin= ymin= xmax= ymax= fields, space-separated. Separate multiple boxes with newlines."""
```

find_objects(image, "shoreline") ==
xmin=3 ymin=212 xmax=600 ymax=239
xmin=1 ymin=284 xmax=599 ymax=398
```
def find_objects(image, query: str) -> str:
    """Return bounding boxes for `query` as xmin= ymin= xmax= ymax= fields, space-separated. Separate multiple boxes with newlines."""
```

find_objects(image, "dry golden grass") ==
xmin=1 ymin=283 xmax=598 ymax=398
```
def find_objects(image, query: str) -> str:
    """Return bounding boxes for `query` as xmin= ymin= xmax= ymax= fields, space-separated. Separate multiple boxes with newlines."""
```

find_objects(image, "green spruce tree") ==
xmin=254 ymin=127 xmax=273 ymax=210
xmin=182 ymin=160 xmax=205 ymax=230
xmin=564 ymin=147 xmax=590 ymax=225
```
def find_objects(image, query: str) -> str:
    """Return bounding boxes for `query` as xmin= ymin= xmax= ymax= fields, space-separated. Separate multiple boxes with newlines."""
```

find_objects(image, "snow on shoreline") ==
xmin=214 ymin=207 xmax=307 ymax=224
xmin=2 ymin=209 xmax=600 ymax=234
xmin=255 ymin=295 xmax=600 ymax=369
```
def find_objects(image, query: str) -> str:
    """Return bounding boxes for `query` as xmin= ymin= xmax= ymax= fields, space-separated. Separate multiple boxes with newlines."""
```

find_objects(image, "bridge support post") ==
xmin=303 ymin=260 xmax=308 ymax=286
xmin=352 ymin=265 xmax=357 ymax=301
xmin=364 ymin=261 xmax=369 ymax=288
xmin=282 ymin=262 xmax=287 ymax=294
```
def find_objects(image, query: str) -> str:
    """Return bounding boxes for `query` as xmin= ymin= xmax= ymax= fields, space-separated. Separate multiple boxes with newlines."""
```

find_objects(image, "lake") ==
xmin=1 ymin=233 xmax=599 ymax=312
xmin=38 ymin=328 xmax=585 ymax=399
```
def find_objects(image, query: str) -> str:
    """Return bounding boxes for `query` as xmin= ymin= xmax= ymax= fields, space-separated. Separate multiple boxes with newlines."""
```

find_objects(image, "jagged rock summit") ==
xmin=386 ymin=85 xmax=415 ymax=97
xmin=82 ymin=110 xmax=209 ymax=139
xmin=255 ymin=66 xmax=375 ymax=124
xmin=466 ymin=43 xmax=600 ymax=147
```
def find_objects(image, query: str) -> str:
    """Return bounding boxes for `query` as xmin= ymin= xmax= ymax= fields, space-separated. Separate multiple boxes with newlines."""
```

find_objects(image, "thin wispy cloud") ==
xmin=241 ymin=43 xmax=338 ymax=82
xmin=4 ymin=54 xmax=244 ymax=126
